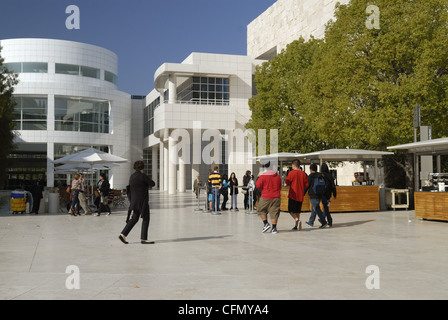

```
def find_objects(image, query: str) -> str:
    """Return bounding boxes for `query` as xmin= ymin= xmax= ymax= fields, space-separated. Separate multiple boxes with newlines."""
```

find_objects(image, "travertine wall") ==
xmin=247 ymin=0 xmax=350 ymax=59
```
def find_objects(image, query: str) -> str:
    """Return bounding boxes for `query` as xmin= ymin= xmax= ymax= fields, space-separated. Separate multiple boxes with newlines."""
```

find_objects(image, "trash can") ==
xmin=11 ymin=190 xmax=27 ymax=214
xmin=48 ymin=193 xmax=59 ymax=214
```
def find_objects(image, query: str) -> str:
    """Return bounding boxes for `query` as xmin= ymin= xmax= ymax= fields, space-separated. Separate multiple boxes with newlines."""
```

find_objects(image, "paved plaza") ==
xmin=0 ymin=191 xmax=447 ymax=300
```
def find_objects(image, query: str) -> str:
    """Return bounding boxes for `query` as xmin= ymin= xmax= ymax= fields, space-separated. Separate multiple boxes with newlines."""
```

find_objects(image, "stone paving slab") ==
xmin=0 ymin=191 xmax=447 ymax=300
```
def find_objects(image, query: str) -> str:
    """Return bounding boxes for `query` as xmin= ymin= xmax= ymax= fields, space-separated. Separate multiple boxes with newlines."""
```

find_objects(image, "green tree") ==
xmin=247 ymin=0 xmax=448 ymax=194
xmin=248 ymin=0 xmax=448 ymax=151
xmin=303 ymin=0 xmax=448 ymax=150
xmin=0 ymin=46 xmax=18 ymax=189
xmin=247 ymin=37 xmax=326 ymax=154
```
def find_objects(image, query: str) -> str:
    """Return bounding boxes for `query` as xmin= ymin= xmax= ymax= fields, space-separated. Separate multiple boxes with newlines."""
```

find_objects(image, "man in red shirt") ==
xmin=255 ymin=161 xmax=282 ymax=234
xmin=285 ymin=159 xmax=309 ymax=231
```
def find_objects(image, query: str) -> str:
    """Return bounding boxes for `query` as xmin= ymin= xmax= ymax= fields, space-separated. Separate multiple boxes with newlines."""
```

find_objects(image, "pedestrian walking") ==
xmin=255 ymin=162 xmax=282 ymax=234
xmin=285 ymin=159 xmax=309 ymax=231
xmin=305 ymin=164 xmax=328 ymax=229
xmin=78 ymin=173 xmax=93 ymax=215
xmin=94 ymin=173 xmax=112 ymax=216
xmin=69 ymin=174 xmax=82 ymax=216
xmin=29 ymin=180 xmax=43 ymax=215
xmin=119 ymin=160 xmax=156 ymax=244
xmin=321 ymin=163 xmax=337 ymax=228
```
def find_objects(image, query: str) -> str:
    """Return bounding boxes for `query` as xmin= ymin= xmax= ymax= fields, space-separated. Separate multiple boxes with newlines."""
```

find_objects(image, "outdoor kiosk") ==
xmin=274 ymin=149 xmax=392 ymax=212
xmin=388 ymin=137 xmax=448 ymax=222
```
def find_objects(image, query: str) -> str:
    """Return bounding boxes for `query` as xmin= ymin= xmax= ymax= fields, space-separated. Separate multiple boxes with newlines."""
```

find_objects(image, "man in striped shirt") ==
xmin=208 ymin=166 xmax=222 ymax=214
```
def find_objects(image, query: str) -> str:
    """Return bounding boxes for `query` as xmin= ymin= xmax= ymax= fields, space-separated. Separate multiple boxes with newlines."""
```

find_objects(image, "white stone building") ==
xmin=0 ymin=38 xmax=133 ymax=189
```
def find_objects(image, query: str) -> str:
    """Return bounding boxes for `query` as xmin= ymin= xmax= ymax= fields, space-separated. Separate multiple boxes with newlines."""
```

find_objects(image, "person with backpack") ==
xmin=305 ymin=163 xmax=328 ymax=228
xmin=321 ymin=163 xmax=337 ymax=228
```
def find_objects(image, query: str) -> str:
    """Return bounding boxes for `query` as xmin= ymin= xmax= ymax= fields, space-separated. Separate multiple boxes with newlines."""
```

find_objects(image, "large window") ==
xmin=177 ymin=76 xmax=229 ymax=105
xmin=56 ymin=63 xmax=100 ymax=79
xmin=55 ymin=97 xmax=110 ymax=133
xmin=144 ymin=97 xmax=160 ymax=137
xmin=105 ymin=71 xmax=118 ymax=84
xmin=4 ymin=62 xmax=48 ymax=73
xmin=13 ymin=96 xmax=48 ymax=130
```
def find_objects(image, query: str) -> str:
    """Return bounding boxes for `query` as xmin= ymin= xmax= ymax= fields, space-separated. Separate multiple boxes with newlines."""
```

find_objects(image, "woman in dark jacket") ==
xmin=229 ymin=172 xmax=239 ymax=211
xmin=119 ymin=160 xmax=155 ymax=244
xmin=95 ymin=173 xmax=111 ymax=216
xmin=321 ymin=163 xmax=337 ymax=227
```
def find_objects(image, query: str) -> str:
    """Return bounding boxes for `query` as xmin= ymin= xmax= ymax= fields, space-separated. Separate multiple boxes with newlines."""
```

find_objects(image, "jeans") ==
xmin=321 ymin=197 xmax=333 ymax=226
xmin=230 ymin=194 xmax=238 ymax=209
xmin=70 ymin=190 xmax=79 ymax=210
xmin=308 ymin=197 xmax=326 ymax=226
xmin=211 ymin=187 xmax=220 ymax=212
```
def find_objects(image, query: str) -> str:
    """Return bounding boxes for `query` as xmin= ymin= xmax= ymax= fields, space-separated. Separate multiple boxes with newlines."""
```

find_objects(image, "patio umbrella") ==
xmin=54 ymin=162 xmax=119 ymax=174
xmin=53 ymin=147 xmax=129 ymax=166
xmin=54 ymin=148 xmax=129 ymax=203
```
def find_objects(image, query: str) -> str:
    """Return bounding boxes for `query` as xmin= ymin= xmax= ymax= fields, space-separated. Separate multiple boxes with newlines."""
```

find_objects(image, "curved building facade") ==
xmin=0 ymin=38 xmax=132 ymax=189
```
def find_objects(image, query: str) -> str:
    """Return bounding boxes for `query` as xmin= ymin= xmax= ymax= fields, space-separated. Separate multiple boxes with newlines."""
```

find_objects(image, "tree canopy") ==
xmin=0 ymin=46 xmax=18 ymax=188
xmin=247 ymin=0 xmax=448 ymax=153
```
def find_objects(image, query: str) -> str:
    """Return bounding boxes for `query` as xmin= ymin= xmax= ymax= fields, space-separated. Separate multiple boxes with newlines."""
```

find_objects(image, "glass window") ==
xmin=4 ymin=62 xmax=22 ymax=73
xmin=55 ymin=97 xmax=109 ymax=133
xmin=22 ymin=62 xmax=48 ymax=73
xmin=105 ymin=71 xmax=117 ymax=84
xmin=56 ymin=63 xmax=80 ymax=75
xmin=175 ymin=76 xmax=230 ymax=105
xmin=13 ymin=96 xmax=47 ymax=130
xmin=80 ymin=66 xmax=100 ymax=79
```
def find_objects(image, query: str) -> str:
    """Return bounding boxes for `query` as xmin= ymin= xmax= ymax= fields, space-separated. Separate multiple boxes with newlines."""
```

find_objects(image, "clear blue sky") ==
xmin=0 ymin=0 xmax=277 ymax=94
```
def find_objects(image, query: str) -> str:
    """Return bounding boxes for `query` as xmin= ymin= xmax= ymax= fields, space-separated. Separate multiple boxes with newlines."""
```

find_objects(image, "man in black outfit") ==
xmin=119 ymin=160 xmax=155 ymax=244
xmin=30 ymin=180 xmax=43 ymax=214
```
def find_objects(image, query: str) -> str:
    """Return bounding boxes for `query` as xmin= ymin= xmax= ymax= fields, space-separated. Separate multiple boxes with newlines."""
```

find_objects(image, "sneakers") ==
xmin=305 ymin=221 xmax=314 ymax=227
xmin=271 ymin=227 xmax=278 ymax=234
xmin=262 ymin=224 xmax=271 ymax=233
xmin=292 ymin=220 xmax=302 ymax=231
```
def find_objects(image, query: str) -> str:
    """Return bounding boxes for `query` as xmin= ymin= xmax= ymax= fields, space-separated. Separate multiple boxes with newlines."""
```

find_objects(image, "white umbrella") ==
xmin=53 ymin=147 xmax=128 ymax=165
xmin=54 ymin=148 xmax=129 ymax=204
xmin=55 ymin=162 xmax=119 ymax=173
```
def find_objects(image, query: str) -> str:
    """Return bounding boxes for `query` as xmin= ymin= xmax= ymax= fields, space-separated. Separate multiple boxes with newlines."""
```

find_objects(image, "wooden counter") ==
xmin=281 ymin=186 xmax=380 ymax=213
xmin=415 ymin=192 xmax=448 ymax=221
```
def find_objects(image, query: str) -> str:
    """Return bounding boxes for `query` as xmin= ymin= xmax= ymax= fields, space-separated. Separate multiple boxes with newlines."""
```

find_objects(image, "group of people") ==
xmin=193 ymin=169 xmax=262 ymax=214
xmin=256 ymin=159 xmax=337 ymax=234
xmin=112 ymin=157 xmax=336 ymax=244
xmin=193 ymin=168 xmax=240 ymax=214
xmin=67 ymin=172 xmax=112 ymax=217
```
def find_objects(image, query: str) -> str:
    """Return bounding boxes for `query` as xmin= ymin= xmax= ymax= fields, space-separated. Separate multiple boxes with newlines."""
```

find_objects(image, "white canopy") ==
xmin=388 ymin=137 xmax=448 ymax=155
xmin=298 ymin=148 xmax=394 ymax=162
xmin=53 ymin=147 xmax=128 ymax=165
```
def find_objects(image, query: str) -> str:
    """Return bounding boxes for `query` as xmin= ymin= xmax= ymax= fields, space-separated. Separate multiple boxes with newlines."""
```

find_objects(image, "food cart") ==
xmin=388 ymin=137 xmax=448 ymax=221
xmin=252 ymin=149 xmax=391 ymax=212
